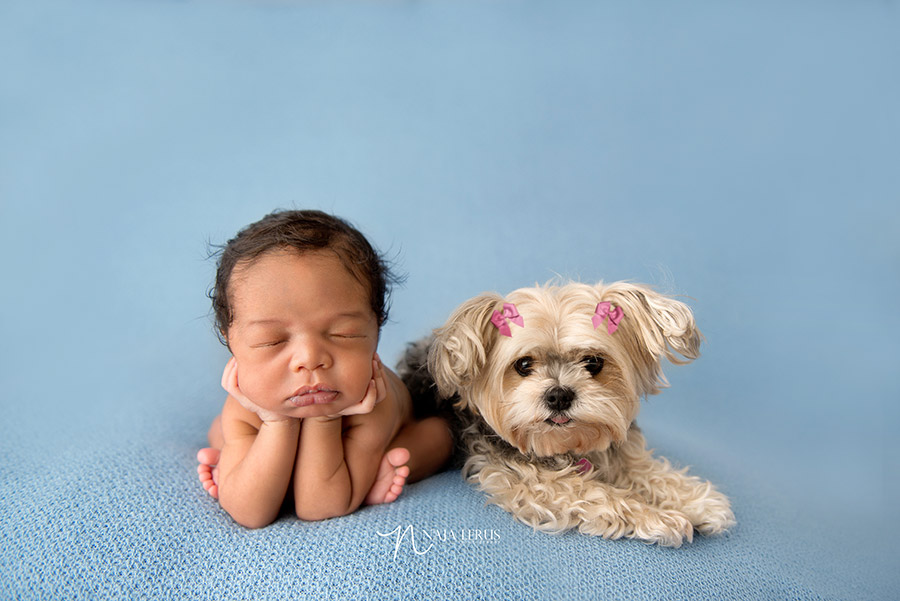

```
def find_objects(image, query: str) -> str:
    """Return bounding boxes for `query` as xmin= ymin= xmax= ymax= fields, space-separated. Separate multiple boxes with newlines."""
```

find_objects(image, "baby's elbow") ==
xmin=295 ymin=506 xmax=337 ymax=522
xmin=234 ymin=515 xmax=271 ymax=530
xmin=294 ymin=502 xmax=352 ymax=522
xmin=220 ymin=495 xmax=276 ymax=529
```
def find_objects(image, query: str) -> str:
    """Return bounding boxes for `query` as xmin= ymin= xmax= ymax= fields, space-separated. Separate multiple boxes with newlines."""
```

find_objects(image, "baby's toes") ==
xmin=196 ymin=448 xmax=220 ymax=466
xmin=197 ymin=464 xmax=220 ymax=499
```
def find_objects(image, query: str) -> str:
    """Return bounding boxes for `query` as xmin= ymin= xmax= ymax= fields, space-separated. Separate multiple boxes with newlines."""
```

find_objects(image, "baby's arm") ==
xmin=215 ymin=398 xmax=300 ymax=529
xmin=214 ymin=360 xmax=302 ymax=528
xmin=292 ymin=362 xmax=401 ymax=520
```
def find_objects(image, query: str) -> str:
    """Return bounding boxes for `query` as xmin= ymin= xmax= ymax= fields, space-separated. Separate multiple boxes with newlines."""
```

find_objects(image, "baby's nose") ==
xmin=290 ymin=339 xmax=330 ymax=371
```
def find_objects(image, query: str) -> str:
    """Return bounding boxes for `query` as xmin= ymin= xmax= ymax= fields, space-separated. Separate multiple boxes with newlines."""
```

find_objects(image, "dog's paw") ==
xmin=578 ymin=505 xmax=694 ymax=547
xmin=682 ymin=487 xmax=735 ymax=536
xmin=631 ymin=508 xmax=694 ymax=547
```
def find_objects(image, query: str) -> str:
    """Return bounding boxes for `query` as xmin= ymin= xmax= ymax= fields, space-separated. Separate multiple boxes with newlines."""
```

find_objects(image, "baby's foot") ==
xmin=196 ymin=448 xmax=220 ymax=499
xmin=364 ymin=447 xmax=410 ymax=505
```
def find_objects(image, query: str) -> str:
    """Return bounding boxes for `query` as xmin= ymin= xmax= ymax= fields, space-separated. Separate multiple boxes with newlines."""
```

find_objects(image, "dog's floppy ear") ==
xmin=600 ymin=282 xmax=702 ymax=396
xmin=428 ymin=292 xmax=504 ymax=404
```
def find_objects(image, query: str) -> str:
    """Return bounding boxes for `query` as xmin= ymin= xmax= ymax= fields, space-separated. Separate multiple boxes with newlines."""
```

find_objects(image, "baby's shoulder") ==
xmin=221 ymin=396 xmax=263 ymax=436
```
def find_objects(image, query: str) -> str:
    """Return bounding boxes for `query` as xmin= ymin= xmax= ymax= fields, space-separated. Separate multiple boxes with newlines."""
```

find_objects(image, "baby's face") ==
xmin=225 ymin=250 xmax=379 ymax=419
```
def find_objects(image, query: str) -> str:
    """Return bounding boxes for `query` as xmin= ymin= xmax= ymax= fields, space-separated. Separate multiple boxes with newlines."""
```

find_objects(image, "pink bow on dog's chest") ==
xmin=592 ymin=302 xmax=624 ymax=334
xmin=491 ymin=303 xmax=525 ymax=337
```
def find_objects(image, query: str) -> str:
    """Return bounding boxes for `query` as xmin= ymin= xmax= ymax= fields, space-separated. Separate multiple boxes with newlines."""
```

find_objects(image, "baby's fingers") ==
xmin=339 ymin=379 xmax=378 ymax=416
xmin=221 ymin=357 xmax=239 ymax=395
xmin=372 ymin=356 xmax=387 ymax=405
xmin=357 ymin=377 xmax=380 ymax=413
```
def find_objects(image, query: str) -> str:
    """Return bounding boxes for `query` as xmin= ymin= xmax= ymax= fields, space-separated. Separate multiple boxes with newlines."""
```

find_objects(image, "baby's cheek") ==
xmin=238 ymin=369 xmax=275 ymax=405
xmin=347 ymin=368 xmax=374 ymax=401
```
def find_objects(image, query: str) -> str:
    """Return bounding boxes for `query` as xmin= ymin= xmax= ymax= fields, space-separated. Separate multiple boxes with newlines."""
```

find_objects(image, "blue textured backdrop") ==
xmin=2 ymin=0 xmax=898 ymax=599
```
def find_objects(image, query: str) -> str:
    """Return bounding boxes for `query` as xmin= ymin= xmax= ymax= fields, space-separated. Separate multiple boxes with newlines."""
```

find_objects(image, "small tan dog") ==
xmin=409 ymin=281 xmax=734 ymax=547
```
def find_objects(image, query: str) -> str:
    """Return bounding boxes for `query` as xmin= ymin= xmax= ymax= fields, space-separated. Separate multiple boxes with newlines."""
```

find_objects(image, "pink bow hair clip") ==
xmin=491 ymin=303 xmax=525 ymax=337
xmin=592 ymin=302 xmax=624 ymax=334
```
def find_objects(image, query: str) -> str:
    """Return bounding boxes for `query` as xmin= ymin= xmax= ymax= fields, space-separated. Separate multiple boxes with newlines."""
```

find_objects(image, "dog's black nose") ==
xmin=544 ymin=386 xmax=575 ymax=412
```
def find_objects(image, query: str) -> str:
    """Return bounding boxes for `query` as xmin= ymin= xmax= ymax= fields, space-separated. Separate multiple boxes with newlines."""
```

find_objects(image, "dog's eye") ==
xmin=513 ymin=356 xmax=534 ymax=377
xmin=582 ymin=355 xmax=605 ymax=376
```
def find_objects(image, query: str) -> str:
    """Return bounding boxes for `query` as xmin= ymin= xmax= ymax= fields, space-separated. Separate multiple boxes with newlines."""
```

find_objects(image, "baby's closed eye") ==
xmin=251 ymin=339 xmax=286 ymax=348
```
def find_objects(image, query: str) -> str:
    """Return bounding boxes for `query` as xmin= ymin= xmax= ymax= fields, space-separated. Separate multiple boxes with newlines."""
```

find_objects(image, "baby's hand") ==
xmin=221 ymin=357 xmax=290 ymax=423
xmin=329 ymin=355 xmax=387 ymax=419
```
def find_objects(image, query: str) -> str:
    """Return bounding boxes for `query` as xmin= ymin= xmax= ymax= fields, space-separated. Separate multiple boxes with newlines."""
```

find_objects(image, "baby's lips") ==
xmin=288 ymin=388 xmax=339 ymax=407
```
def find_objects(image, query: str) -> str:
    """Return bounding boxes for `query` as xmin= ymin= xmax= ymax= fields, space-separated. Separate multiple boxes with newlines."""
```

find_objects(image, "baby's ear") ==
xmin=428 ymin=293 xmax=504 ymax=406
xmin=600 ymin=282 xmax=702 ymax=396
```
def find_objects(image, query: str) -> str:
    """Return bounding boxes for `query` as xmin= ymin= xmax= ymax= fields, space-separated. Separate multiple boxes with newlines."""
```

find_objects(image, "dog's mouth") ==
xmin=546 ymin=414 xmax=572 ymax=426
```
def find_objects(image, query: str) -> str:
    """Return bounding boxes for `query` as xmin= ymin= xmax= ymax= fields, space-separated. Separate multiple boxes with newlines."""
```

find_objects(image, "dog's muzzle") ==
xmin=543 ymin=386 xmax=575 ymax=414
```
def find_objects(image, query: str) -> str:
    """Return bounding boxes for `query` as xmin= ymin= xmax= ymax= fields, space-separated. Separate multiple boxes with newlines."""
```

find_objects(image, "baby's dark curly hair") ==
xmin=209 ymin=209 xmax=401 ymax=346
